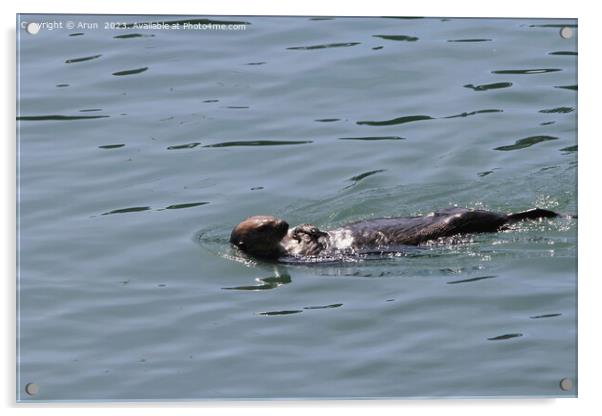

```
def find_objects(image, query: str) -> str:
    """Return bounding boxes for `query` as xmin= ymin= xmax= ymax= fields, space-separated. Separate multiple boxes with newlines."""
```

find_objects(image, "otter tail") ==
xmin=507 ymin=208 xmax=575 ymax=223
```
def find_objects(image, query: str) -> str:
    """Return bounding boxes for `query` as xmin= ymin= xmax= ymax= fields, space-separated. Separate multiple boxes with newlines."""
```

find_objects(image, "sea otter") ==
xmin=230 ymin=207 xmax=565 ymax=261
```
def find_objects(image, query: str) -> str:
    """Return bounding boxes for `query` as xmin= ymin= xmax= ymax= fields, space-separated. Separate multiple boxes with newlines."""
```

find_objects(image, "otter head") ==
xmin=230 ymin=215 xmax=289 ymax=259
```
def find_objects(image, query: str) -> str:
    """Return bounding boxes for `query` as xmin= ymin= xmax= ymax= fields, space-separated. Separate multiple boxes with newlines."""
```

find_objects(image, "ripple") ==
xmin=101 ymin=206 xmax=151 ymax=215
xmin=464 ymin=82 xmax=513 ymax=91
xmin=245 ymin=62 xmax=266 ymax=65
xmin=17 ymin=115 xmax=109 ymax=121
xmin=492 ymin=68 xmax=561 ymax=75
xmin=98 ymin=144 xmax=125 ymax=149
xmin=79 ymin=108 xmax=103 ymax=112
xmin=477 ymin=168 xmax=498 ymax=177
xmin=203 ymin=140 xmax=312 ymax=148
xmin=494 ymin=135 xmax=559 ymax=151
xmin=373 ymin=35 xmax=418 ymax=42
xmin=530 ymin=313 xmax=562 ymax=319
xmin=357 ymin=115 xmax=433 ymax=126
xmin=338 ymin=136 xmax=405 ymax=141
xmin=539 ymin=107 xmax=574 ymax=114
xmin=447 ymin=38 xmax=492 ymax=42
xmin=226 ymin=106 xmax=249 ymax=109
xmin=65 ymin=54 xmax=102 ymax=64
xmin=487 ymin=333 xmax=523 ymax=341
xmin=549 ymin=51 xmax=577 ymax=56
xmin=349 ymin=169 xmax=386 ymax=183
xmin=315 ymin=118 xmax=340 ymax=122
xmin=287 ymin=42 xmax=360 ymax=50
xmin=303 ymin=304 xmax=343 ymax=310
xmin=68 ymin=32 xmax=84 ymax=36
xmin=112 ymin=67 xmax=149 ymax=76
xmin=529 ymin=24 xmax=577 ymax=28
xmin=113 ymin=33 xmax=155 ymax=39
xmin=345 ymin=170 xmax=386 ymax=189
xmin=560 ymin=145 xmax=577 ymax=153
xmin=164 ymin=202 xmax=209 ymax=210
xmin=258 ymin=310 xmax=303 ymax=316
xmin=445 ymin=109 xmax=503 ymax=119
xmin=555 ymin=85 xmax=578 ymax=91
xmin=446 ymin=275 xmax=497 ymax=285
xmin=167 ymin=142 xmax=201 ymax=150
xmin=223 ymin=273 xmax=292 ymax=291
xmin=203 ymin=99 xmax=219 ymax=103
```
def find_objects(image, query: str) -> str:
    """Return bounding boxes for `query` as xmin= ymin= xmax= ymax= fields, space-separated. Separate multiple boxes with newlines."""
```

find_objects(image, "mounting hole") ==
xmin=24 ymin=383 xmax=39 ymax=396
xmin=559 ymin=377 xmax=573 ymax=391
xmin=560 ymin=27 xmax=573 ymax=39
xmin=25 ymin=22 xmax=41 ymax=35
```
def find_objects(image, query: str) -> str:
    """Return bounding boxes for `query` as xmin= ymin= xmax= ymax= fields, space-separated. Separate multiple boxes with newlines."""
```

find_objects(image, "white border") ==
xmin=3 ymin=0 xmax=600 ymax=414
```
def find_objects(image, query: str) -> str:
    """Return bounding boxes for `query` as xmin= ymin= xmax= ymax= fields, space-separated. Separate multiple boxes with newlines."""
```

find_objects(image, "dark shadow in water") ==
xmin=494 ymin=135 xmax=558 ymax=151
xmin=112 ymin=67 xmax=148 ymax=76
xmin=447 ymin=38 xmax=492 ymax=42
xmin=373 ymin=35 xmax=418 ymax=42
xmin=102 ymin=206 xmax=151 ymax=215
xmin=98 ymin=144 xmax=125 ymax=149
xmin=167 ymin=142 xmax=201 ymax=150
xmin=65 ymin=54 xmax=102 ymax=64
xmin=125 ymin=18 xmax=250 ymax=28
xmin=165 ymin=202 xmax=209 ymax=210
xmin=539 ymin=107 xmax=574 ymax=114
xmin=17 ymin=115 xmax=109 ymax=121
xmin=226 ymin=106 xmax=249 ymax=109
xmin=447 ymin=275 xmax=498 ymax=285
xmin=530 ymin=313 xmax=562 ymax=319
xmin=80 ymin=108 xmax=103 ymax=112
xmin=203 ymin=99 xmax=219 ymax=103
xmin=315 ymin=118 xmax=340 ymax=122
xmin=555 ymin=85 xmax=578 ymax=91
xmin=287 ymin=42 xmax=360 ymax=50
xmin=338 ymin=136 xmax=406 ymax=141
xmin=464 ymin=82 xmax=513 ymax=91
xmin=69 ymin=32 xmax=84 ymax=36
xmin=540 ymin=121 xmax=555 ymax=126
xmin=223 ymin=273 xmax=292 ymax=291
xmin=445 ymin=109 xmax=502 ymax=119
xmin=492 ymin=68 xmax=561 ymax=75
xmin=56 ymin=84 xmax=70 ymax=87
xmin=113 ymin=33 xmax=155 ymax=39
xmin=372 ymin=46 xmax=384 ymax=50
xmin=357 ymin=115 xmax=433 ymax=126
xmin=487 ymin=333 xmax=523 ymax=341
xmin=203 ymin=140 xmax=312 ymax=148
xmin=309 ymin=17 xmax=335 ymax=21
xmin=549 ymin=51 xmax=577 ymax=56
xmin=245 ymin=62 xmax=266 ymax=65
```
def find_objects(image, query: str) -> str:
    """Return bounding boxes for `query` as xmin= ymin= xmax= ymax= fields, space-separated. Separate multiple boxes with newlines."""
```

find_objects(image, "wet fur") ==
xmin=230 ymin=207 xmax=561 ymax=260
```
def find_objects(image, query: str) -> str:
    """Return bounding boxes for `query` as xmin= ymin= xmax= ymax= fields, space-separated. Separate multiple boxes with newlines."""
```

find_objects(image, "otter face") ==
xmin=230 ymin=216 xmax=289 ymax=259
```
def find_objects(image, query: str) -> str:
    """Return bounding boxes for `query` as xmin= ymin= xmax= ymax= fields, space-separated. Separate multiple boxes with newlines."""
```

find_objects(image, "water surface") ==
xmin=17 ymin=14 xmax=577 ymax=401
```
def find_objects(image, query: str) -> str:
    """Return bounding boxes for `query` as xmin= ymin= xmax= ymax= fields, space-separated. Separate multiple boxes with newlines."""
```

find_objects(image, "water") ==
xmin=16 ymin=15 xmax=577 ymax=401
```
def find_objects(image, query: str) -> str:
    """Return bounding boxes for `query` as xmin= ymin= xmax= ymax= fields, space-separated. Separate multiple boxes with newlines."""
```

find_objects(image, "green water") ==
xmin=17 ymin=15 xmax=577 ymax=401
